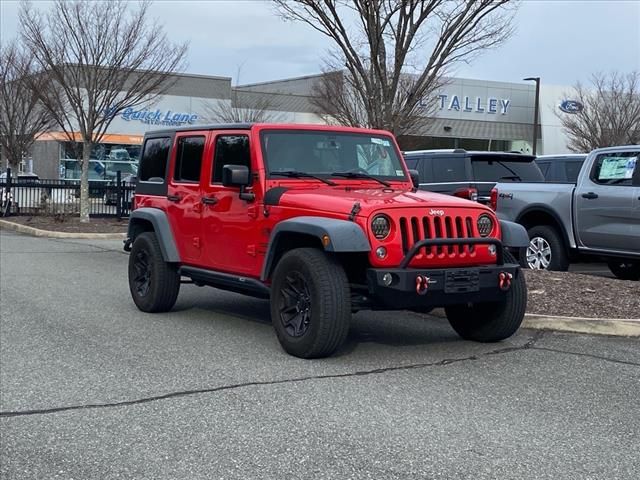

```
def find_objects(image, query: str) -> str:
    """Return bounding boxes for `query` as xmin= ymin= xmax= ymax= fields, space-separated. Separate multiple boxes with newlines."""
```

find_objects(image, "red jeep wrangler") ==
xmin=125 ymin=123 xmax=529 ymax=358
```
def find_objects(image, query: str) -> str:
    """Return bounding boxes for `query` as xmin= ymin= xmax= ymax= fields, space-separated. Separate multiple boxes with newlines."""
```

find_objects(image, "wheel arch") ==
xmin=127 ymin=208 xmax=180 ymax=262
xmin=515 ymin=206 xmax=571 ymax=253
xmin=260 ymin=216 xmax=370 ymax=281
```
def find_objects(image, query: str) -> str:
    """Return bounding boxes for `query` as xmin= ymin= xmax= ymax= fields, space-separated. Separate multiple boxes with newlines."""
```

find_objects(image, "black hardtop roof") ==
xmin=403 ymin=149 xmax=536 ymax=162
xmin=145 ymin=123 xmax=254 ymax=136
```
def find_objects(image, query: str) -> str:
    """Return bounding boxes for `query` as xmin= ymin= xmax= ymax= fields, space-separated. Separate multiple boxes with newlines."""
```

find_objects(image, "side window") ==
xmin=536 ymin=162 xmax=550 ymax=177
xmin=564 ymin=161 xmax=583 ymax=183
xmin=173 ymin=136 xmax=205 ymax=183
xmin=432 ymin=157 xmax=466 ymax=182
xmin=138 ymin=137 xmax=171 ymax=182
xmin=403 ymin=157 xmax=418 ymax=170
xmin=591 ymin=152 xmax=637 ymax=186
xmin=212 ymin=135 xmax=250 ymax=183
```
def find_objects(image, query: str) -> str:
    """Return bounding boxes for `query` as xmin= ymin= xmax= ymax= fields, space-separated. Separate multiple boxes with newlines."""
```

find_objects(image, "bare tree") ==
xmin=19 ymin=0 xmax=187 ymax=222
xmin=202 ymin=91 xmax=281 ymax=123
xmin=0 ymin=41 xmax=55 ymax=169
xmin=557 ymin=72 xmax=640 ymax=152
xmin=274 ymin=0 xmax=516 ymax=136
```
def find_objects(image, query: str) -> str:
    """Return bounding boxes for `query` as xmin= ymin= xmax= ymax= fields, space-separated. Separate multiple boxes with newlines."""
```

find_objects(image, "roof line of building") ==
xmin=237 ymin=72 xmax=326 ymax=88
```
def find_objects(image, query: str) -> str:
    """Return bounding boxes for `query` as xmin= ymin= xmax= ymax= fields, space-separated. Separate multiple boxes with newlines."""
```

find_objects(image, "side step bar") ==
xmin=180 ymin=266 xmax=270 ymax=299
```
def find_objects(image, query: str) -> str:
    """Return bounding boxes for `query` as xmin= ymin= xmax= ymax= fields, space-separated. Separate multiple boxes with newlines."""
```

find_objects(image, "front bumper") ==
xmin=365 ymin=237 xmax=521 ymax=309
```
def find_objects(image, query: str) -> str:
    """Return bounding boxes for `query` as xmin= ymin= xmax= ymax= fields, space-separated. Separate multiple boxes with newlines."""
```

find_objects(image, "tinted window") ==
xmin=472 ymin=159 xmax=544 ymax=182
xmin=591 ymin=152 xmax=637 ymax=186
xmin=564 ymin=161 xmax=583 ymax=183
xmin=174 ymin=136 xmax=205 ymax=183
xmin=138 ymin=137 xmax=171 ymax=182
xmin=431 ymin=157 xmax=466 ymax=182
xmin=536 ymin=162 xmax=551 ymax=177
xmin=404 ymin=157 xmax=418 ymax=169
xmin=212 ymin=135 xmax=250 ymax=183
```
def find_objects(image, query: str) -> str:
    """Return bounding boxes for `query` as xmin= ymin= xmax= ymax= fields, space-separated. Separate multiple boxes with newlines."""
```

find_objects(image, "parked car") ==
xmin=402 ymin=149 xmax=544 ymax=204
xmin=535 ymin=154 xmax=587 ymax=183
xmin=103 ymin=174 xmax=137 ymax=206
xmin=0 ymin=172 xmax=42 ymax=213
xmin=493 ymin=145 xmax=640 ymax=279
xmin=125 ymin=123 xmax=530 ymax=359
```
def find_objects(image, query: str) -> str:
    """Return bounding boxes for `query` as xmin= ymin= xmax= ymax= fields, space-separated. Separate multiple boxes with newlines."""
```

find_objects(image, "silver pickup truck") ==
xmin=494 ymin=145 xmax=640 ymax=280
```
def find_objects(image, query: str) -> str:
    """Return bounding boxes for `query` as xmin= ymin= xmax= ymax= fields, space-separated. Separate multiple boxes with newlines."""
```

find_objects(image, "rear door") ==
xmin=575 ymin=150 xmax=639 ymax=252
xmin=166 ymin=131 xmax=208 ymax=263
xmin=419 ymin=155 xmax=472 ymax=196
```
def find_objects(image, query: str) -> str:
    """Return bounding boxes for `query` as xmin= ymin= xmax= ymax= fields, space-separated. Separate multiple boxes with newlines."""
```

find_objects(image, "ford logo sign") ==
xmin=559 ymin=100 xmax=584 ymax=114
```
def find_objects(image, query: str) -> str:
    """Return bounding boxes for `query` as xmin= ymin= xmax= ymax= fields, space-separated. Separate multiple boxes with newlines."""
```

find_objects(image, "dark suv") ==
xmin=402 ymin=149 xmax=544 ymax=204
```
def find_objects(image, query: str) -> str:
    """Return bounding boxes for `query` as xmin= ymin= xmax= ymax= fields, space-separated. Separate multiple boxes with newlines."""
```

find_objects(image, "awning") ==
xmin=410 ymin=118 xmax=534 ymax=141
xmin=36 ymin=131 xmax=143 ymax=145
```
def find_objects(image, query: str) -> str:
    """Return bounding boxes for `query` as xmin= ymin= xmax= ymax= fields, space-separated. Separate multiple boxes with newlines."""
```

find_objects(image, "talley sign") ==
xmin=420 ymin=94 xmax=511 ymax=115
xmin=104 ymin=106 xmax=198 ymax=126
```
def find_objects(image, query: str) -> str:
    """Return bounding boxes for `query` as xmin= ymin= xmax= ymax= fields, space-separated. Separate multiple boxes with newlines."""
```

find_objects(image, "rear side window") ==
xmin=404 ymin=157 xmax=418 ymax=169
xmin=212 ymin=135 xmax=250 ymax=183
xmin=564 ymin=161 xmax=583 ymax=183
xmin=432 ymin=157 xmax=466 ymax=182
xmin=174 ymin=136 xmax=205 ymax=183
xmin=472 ymin=159 xmax=544 ymax=182
xmin=536 ymin=162 xmax=550 ymax=177
xmin=591 ymin=152 xmax=637 ymax=186
xmin=139 ymin=137 xmax=171 ymax=182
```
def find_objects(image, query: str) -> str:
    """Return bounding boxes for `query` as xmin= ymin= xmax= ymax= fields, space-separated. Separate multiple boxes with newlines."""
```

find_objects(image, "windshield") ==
xmin=261 ymin=130 xmax=406 ymax=180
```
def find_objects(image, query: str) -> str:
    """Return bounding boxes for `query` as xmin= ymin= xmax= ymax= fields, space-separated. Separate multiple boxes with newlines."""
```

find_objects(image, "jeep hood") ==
xmin=271 ymin=186 xmax=488 ymax=217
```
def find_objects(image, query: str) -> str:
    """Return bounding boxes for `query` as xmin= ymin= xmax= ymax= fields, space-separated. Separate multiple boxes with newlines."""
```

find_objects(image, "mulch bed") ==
xmin=524 ymin=269 xmax=640 ymax=319
xmin=3 ymin=216 xmax=127 ymax=234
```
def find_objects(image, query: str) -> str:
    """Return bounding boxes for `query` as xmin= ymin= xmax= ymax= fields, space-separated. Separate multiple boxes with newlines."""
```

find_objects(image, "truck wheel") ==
xmin=445 ymin=252 xmax=527 ymax=342
xmin=270 ymin=248 xmax=351 ymax=359
xmin=607 ymin=260 xmax=640 ymax=281
xmin=128 ymin=232 xmax=180 ymax=313
xmin=520 ymin=225 xmax=569 ymax=271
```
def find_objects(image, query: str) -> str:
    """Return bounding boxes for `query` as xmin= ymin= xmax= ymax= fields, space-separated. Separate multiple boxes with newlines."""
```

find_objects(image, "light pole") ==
xmin=523 ymin=77 xmax=540 ymax=155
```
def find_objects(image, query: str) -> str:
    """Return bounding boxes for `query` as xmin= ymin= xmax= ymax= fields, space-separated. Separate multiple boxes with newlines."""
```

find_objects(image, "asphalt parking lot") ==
xmin=1 ymin=229 xmax=639 ymax=479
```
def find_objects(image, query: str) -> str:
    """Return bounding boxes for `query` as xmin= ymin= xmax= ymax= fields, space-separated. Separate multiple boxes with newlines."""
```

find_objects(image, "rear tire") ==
xmin=520 ymin=225 xmax=569 ymax=271
xmin=270 ymin=248 xmax=351 ymax=359
xmin=128 ymin=232 xmax=180 ymax=312
xmin=445 ymin=252 xmax=527 ymax=342
xmin=607 ymin=260 xmax=640 ymax=281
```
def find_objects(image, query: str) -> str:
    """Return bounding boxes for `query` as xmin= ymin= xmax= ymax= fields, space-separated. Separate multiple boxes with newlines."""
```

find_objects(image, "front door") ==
xmin=166 ymin=132 xmax=209 ymax=264
xmin=199 ymin=132 xmax=258 ymax=276
xmin=575 ymin=150 xmax=639 ymax=252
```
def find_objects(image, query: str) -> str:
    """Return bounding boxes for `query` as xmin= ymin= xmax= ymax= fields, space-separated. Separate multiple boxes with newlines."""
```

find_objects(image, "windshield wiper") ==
xmin=271 ymin=170 xmax=337 ymax=186
xmin=494 ymin=161 xmax=522 ymax=181
xmin=330 ymin=171 xmax=391 ymax=187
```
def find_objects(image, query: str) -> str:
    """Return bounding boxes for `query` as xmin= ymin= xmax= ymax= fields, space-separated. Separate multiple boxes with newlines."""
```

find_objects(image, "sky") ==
xmin=1 ymin=0 xmax=639 ymax=88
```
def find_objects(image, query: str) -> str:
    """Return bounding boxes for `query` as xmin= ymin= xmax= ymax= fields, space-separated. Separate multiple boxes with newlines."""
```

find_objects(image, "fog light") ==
xmin=382 ymin=273 xmax=393 ymax=286
xmin=488 ymin=244 xmax=497 ymax=256
xmin=376 ymin=246 xmax=387 ymax=259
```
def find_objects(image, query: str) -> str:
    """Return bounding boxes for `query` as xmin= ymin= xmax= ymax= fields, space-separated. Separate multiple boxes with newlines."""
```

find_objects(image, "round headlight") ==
xmin=477 ymin=214 xmax=494 ymax=237
xmin=371 ymin=215 xmax=391 ymax=240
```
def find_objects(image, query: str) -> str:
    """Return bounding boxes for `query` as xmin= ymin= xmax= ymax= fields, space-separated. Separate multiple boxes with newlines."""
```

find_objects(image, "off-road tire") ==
xmin=445 ymin=252 xmax=527 ymax=342
xmin=520 ymin=225 xmax=569 ymax=271
xmin=270 ymin=248 xmax=351 ymax=359
xmin=128 ymin=232 xmax=180 ymax=313
xmin=607 ymin=260 xmax=640 ymax=281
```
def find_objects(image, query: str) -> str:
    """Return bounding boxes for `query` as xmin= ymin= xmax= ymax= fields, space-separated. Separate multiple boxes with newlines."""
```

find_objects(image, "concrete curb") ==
xmin=0 ymin=219 xmax=126 ymax=240
xmin=522 ymin=313 xmax=640 ymax=337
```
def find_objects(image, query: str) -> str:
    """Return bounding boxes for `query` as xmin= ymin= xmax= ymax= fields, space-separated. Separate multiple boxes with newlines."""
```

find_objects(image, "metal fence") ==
xmin=1 ymin=169 xmax=135 ymax=218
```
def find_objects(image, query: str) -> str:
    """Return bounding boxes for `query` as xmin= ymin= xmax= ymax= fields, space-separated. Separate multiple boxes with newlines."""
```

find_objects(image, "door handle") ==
xmin=581 ymin=192 xmax=599 ymax=199
xmin=201 ymin=196 xmax=218 ymax=205
xmin=167 ymin=194 xmax=182 ymax=202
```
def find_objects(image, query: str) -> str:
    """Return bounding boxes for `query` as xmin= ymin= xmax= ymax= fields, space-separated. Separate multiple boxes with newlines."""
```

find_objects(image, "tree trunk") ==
xmin=80 ymin=141 xmax=92 ymax=223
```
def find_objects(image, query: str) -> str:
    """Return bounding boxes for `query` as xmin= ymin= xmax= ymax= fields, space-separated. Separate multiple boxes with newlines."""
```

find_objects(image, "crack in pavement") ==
xmin=0 ymin=332 xmax=545 ymax=419
xmin=529 ymin=346 xmax=640 ymax=367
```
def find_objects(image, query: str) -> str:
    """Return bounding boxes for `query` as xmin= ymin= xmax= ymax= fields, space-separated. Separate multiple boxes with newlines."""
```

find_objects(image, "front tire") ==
xmin=607 ymin=260 xmax=640 ymax=281
xmin=520 ymin=225 xmax=569 ymax=271
xmin=270 ymin=248 xmax=351 ymax=359
xmin=128 ymin=232 xmax=180 ymax=312
xmin=445 ymin=252 xmax=527 ymax=342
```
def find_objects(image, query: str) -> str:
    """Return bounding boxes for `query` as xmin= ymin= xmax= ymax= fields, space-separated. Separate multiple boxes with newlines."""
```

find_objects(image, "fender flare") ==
xmin=127 ymin=208 xmax=180 ymax=262
xmin=515 ymin=204 xmax=573 ymax=249
xmin=499 ymin=220 xmax=529 ymax=248
xmin=260 ymin=216 xmax=371 ymax=281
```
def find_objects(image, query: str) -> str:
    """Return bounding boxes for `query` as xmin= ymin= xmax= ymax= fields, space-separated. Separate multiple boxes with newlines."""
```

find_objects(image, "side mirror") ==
xmin=222 ymin=164 xmax=250 ymax=187
xmin=222 ymin=164 xmax=254 ymax=201
xmin=408 ymin=169 xmax=420 ymax=189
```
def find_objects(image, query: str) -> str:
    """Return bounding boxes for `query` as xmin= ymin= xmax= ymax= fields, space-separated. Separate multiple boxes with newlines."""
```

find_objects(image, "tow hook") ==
xmin=415 ymin=275 xmax=429 ymax=295
xmin=499 ymin=272 xmax=513 ymax=291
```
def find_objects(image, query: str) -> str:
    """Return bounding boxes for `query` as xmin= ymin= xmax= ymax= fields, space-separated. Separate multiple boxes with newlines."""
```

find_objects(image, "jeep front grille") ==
xmin=399 ymin=215 xmax=476 ymax=257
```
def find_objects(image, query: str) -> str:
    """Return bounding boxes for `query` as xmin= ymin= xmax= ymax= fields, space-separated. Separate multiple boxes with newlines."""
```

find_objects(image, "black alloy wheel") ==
xmin=132 ymin=249 xmax=152 ymax=297
xmin=278 ymin=271 xmax=312 ymax=337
